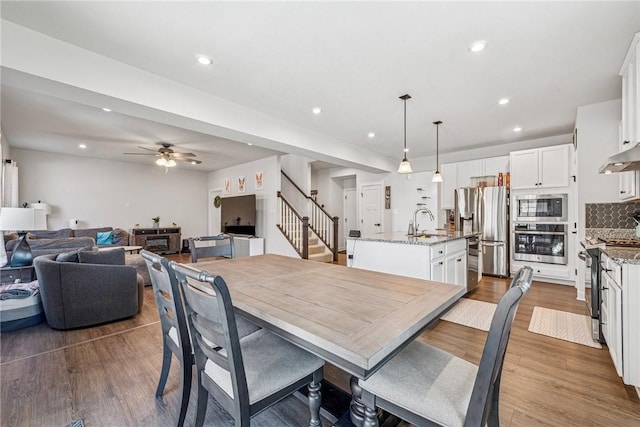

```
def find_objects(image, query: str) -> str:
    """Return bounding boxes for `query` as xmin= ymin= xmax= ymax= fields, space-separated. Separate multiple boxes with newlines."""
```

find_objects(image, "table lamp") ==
xmin=0 ymin=207 xmax=46 ymax=267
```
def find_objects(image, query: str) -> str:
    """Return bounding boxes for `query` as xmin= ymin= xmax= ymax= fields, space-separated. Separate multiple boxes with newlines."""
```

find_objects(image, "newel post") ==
xmin=332 ymin=216 xmax=339 ymax=262
xmin=302 ymin=216 xmax=309 ymax=259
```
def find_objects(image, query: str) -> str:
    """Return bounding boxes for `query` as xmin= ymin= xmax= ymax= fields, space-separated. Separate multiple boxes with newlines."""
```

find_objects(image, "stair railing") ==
xmin=281 ymin=171 xmax=339 ymax=261
xmin=276 ymin=191 xmax=309 ymax=259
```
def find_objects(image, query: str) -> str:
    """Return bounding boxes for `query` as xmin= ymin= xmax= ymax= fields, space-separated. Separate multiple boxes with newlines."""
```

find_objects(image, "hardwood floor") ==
xmin=1 ymin=252 xmax=639 ymax=426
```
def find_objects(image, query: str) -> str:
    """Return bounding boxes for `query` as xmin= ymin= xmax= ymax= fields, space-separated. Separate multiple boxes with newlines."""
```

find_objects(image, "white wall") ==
xmin=280 ymin=154 xmax=312 ymax=216
xmin=207 ymin=155 xmax=298 ymax=257
xmin=12 ymin=148 xmax=209 ymax=238
xmin=387 ymin=171 xmax=439 ymax=233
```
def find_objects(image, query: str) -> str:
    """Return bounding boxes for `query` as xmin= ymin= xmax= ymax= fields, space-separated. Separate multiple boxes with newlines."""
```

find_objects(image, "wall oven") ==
xmin=513 ymin=223 xmax=567 ymax=265
xmin=514 ymin=194 xmax=567 ymax=222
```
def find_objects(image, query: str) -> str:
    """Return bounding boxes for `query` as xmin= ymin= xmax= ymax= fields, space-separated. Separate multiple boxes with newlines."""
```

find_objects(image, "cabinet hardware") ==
xmin=623 ymin=140 xmax=630 ymax=145
xmin=602 ymin=286 xmax=609 ymax=290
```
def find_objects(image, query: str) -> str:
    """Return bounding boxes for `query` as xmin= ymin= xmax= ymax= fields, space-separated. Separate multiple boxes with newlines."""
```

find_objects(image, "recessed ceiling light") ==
xmin=469 ymin=41 xmax=487 ymax=53
xmin=513 ymin=127 xmax=522 ymax=132
xmin=102 ymin=107 xmax=111 ymax=112
xmin=498 ymin=98 xmax=510 ymax=105
xmin=312 ymin=107 xmax=322 ymax=115
xmin=196 ymin=55 xmax=213 ymax=65
xmin=604 ymin=170 xmax=613 ymax=175
xmin=368 ymin=132 xmax=376 ymax=138
xmin=78 ymin=144 xmax=87 ymax=149
xmin=247 ymin=142 xmax=253 ymax=146
xmin=614 ymin=162 xmax=624 ymax=166
xmin=191 ymin=160 xmax=198 ymax=165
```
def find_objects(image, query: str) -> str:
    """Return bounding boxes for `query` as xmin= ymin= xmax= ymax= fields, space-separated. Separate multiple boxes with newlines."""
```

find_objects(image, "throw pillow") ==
xmin=78 ymin=248 xmax=125 ymax=265
xmin=96 ymin=231 xmax=114 ymax=246
xmin=56 ymin=249 xmax=85 ymax=263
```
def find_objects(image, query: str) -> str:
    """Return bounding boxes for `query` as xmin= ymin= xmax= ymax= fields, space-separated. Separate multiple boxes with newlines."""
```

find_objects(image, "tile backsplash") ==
xmin=585 ymin=201 xmax=640 ymax=229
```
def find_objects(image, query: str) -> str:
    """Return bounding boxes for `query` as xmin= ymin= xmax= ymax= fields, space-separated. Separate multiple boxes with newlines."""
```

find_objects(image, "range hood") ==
xmin=599 ymin=142 xmax=640 ymax=173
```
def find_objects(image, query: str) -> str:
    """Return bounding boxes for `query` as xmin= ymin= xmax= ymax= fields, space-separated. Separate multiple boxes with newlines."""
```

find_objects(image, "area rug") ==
xmin=65 ymin=419 xmax=84 ymax=427
xmin=528 ymin=306 xmax=602 ymax=349
xmin=440 ymin=298 xmax=497 ymax=331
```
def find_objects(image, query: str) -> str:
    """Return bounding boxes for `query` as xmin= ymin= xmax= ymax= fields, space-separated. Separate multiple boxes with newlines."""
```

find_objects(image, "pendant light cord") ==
xmin=403 ymin=99 xmax=407 ymax=157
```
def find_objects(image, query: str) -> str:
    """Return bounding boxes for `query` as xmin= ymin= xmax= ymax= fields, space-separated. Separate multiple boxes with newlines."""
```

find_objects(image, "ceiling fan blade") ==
xmin=137 ymin=146 xmax=160 ymax=152
xmin=171 ymin=152 xmax=197 ymax=159
xmin=177 ymin=158 xmax=202 ymax=164
xmin=123 ymin=152 xmax=158 ymax=155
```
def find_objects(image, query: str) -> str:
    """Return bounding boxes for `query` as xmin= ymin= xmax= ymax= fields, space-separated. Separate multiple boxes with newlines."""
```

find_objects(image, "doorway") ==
xmin=343 ymin=187 xmax=357 ymax=250
xmin=360 ymin=183 xmax=383 ymax=236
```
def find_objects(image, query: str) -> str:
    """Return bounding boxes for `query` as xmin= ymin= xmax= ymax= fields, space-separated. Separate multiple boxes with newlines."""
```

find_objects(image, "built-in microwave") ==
xmin=514 ymin=194 xmax=567 ymax=222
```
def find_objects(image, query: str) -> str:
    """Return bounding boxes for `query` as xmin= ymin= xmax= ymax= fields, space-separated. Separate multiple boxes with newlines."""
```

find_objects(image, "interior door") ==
xmin=360 ymin=183 xmax=383 ymax=236
xmin=343 ymin=187 xmax=357 ymax=249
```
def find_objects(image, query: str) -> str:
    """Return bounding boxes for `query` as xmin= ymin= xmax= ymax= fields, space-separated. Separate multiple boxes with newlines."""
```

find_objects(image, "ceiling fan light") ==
xmin=432 ymin=170 xmax=443 ymax=183
xmin=155 ymin=157 xmax=168 ymax=167
xmin=165 ymin=159 xmax=177 ymax=167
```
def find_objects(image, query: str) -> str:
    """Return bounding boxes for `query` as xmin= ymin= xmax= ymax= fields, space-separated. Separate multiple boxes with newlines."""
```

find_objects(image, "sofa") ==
xmin=3 ymin=227 xmax=130 ymax=260
xmin=33 ymin=249 xmax=144 ymax=330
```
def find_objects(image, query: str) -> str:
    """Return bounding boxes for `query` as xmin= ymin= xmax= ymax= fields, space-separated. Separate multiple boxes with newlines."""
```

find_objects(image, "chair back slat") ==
xmin=141 ymin=250 xmax=191 ymax=355
xmin=171 ymin=261 xmax=251 ymax=417
xmin=464 ymin=266 xmax=533 ymax=427
xmin=189 ymin=234 xmax=235 ymax=263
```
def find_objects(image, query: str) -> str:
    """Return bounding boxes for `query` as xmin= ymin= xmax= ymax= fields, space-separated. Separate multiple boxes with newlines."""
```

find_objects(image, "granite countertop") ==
xmin=602 ymin=246 xmax=640 ymax=265
xmin=346 ymin=230 xmax=480 ymax=246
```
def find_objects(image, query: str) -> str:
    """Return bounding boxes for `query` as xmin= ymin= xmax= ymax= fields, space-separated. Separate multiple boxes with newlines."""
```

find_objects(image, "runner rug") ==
xmin=528 ymin=306 xmax=602 ymax=349
xmin=440 ymin=298 xmax=497 ymax=332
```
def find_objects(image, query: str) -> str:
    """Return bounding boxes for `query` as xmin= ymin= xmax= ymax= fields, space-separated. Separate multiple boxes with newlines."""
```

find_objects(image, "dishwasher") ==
xmin=466 ymin=236 xmax=480 ymax=292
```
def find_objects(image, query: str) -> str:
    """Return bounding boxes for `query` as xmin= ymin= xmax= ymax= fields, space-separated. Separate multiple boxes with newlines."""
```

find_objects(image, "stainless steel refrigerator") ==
xmin=455 ymin=186 xmax=509 ymax=277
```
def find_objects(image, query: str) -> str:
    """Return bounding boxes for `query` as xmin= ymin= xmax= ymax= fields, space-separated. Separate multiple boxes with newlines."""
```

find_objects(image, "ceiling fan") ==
xmin=123 ymin=142 xmax=202 ymax=167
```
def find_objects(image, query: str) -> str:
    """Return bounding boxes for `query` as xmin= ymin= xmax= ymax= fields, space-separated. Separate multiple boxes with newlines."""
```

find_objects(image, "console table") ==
xmin=129 ymin=227 xmax=181 ymax=254
xmin=0 ymin=265 xmax=36 ymax=284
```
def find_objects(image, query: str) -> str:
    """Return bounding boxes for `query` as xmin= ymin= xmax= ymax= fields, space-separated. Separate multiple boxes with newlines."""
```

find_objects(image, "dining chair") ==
xmin=141 ymin=250 xmax=193 ymax=427
xmin=189 ymin=234 xmax=235 ymax=263
xmin=170 ymin=261 xmax=325 ymax=427
xmin=359 ymin=266 xmax=534 ymax=427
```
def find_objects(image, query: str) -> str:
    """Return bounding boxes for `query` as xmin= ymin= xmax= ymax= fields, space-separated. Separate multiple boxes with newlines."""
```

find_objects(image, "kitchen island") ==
xmin=346 ymin=230 xmax=480 ymax=290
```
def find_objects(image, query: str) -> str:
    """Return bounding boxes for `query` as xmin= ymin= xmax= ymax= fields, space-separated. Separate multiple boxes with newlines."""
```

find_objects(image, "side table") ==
xmin=0 ymin=265 xmax=36 ymax=284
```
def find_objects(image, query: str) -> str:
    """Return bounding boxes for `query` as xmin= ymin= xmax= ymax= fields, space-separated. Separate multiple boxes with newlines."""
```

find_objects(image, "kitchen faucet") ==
xmin=412 ymin=207 xmax=435 ymax=235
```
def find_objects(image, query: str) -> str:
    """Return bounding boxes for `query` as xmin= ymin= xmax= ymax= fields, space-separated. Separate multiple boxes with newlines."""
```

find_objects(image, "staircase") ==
xmin=276 ymin=171 xmax=338 ymax=263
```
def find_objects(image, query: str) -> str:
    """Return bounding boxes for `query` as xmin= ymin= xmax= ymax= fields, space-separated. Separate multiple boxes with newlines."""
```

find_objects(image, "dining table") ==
xmin=190 ymin=253 xmax=466 ymax=426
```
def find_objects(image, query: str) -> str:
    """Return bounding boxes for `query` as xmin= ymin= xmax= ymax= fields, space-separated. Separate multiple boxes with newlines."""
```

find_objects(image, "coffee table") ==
xmin=97 ymin=245 xmax=143 ymax=254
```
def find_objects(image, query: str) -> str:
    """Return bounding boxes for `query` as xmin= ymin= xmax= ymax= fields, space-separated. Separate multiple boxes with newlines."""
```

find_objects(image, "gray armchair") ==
xmin=33 ymin=252 xmax=144 ymax=330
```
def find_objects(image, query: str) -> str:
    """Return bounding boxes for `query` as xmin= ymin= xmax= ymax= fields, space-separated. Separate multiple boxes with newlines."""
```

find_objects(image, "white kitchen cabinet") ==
xmin=601 ymin=266 xmax=622 ymax=376
xmin=510 ymin=145 xmax=570 ymax=190
xmin=445 ymin=250 xmax=467 ymax=287
xmin=456 ymin=160 xmax=483 ymax=188
xmin=439 ymin=156 xmax=510 ymax=209
xmin=619 ymin=34 xmax=640 ymax=200
xmin=440 ymin=163 xmax=457 ymax=209
xmin=430 ymin=258 xmax=445 ymax=282
xmin=599 ymin=251 xmax=640 ymax=388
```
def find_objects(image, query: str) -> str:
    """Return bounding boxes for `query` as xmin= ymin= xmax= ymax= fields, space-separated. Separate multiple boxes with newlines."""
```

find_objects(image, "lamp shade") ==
xmin=398 ymin=158 xmax=413 ymax=174
xmin=0 ymin=208 xmax=46 ymax=231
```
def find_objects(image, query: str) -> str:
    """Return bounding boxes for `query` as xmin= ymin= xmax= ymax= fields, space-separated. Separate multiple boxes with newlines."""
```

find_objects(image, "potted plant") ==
xmin=152 ymin=216 xmax=160 ymax=229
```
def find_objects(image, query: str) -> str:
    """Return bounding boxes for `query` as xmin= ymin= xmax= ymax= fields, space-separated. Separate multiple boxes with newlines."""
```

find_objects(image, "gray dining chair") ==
xmin=170 ymin=261 xmax=325 ymax=427
xmin=189 ymin=234 xmax=235 ymax=263
xmin=359 ymin=266 xmax=533 ymax=427
xmin=142 ymin=250 xmax=261 ymax=427
xmin=141 ymin=250 xmax=193 ymax=427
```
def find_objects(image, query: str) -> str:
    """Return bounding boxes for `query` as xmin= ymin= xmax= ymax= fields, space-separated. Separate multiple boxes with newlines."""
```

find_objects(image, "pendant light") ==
xmin=397 ymin=94 xmax=413 ymax=174
xmin=432 ymin=120 xmax=443 ymax=182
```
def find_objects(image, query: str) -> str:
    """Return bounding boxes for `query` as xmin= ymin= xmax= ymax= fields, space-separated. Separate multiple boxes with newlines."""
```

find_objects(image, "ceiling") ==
xmin=1 ymin=2 xmax=639 ymax=172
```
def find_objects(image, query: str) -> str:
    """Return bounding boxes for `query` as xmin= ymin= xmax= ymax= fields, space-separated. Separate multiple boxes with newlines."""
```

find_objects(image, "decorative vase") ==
xmin=153 ymin=222 xmax=159 ymax=229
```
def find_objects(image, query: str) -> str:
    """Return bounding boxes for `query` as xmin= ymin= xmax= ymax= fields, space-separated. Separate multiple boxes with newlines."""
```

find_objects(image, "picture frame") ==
xmin=224 ymin=178 xmax=231 ymax=194
xmin=238 ymin=176 xmax=246 ymax=193
xmin=255 ymin=171 xmax=264 ymax=190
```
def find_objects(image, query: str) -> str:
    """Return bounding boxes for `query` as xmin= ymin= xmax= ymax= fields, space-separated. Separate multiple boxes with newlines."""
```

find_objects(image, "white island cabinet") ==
xmin=345 ymin=231 xmax=474 ymax=289
xmin=600 ymin=248 xmax=640 ymax=389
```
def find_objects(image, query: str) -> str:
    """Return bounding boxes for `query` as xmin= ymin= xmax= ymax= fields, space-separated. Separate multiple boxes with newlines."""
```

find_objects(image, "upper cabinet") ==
xmin=440 ymin=156 xmax=509 ymax=209
xmin=621 ymin=33 xmax=640 ymax=147
xmin=619 ymin=33 xmax=640 ymax=200
xmin=510 ymin=145 xmax=570 ymax=190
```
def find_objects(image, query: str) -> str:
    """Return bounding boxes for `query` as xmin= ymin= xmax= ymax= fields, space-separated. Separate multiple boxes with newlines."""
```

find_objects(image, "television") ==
xmin=221 ymin=194 xmax=256 ymax=236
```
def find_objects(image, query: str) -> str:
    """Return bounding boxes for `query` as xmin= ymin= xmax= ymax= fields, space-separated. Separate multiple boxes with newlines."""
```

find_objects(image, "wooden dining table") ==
xmin=191 ymin=254 xmax=466 ymax=425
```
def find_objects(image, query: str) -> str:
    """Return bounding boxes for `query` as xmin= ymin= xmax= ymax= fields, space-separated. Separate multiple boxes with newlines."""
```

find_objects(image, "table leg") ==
xmin=349 ymin=376 xmax=365 ymax=427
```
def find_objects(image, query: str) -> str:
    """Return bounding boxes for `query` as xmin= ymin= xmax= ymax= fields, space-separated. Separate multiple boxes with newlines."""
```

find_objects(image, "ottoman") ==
xmin=0 ymin=280 xmax=45 ymax=331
